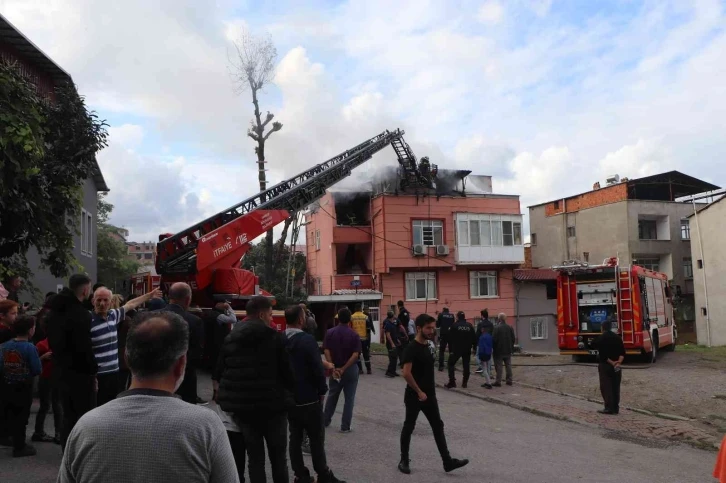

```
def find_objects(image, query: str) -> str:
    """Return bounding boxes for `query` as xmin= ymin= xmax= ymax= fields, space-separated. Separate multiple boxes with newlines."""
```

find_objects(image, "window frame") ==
xmin=413 ymin=219 xmax=444 ymax=247
xmin=680 ymin=219 xmax=691 ymax=240
xmin=405 ymin=272 xmax=437 ymax=301
xmin=633 ymin=257 xmax=660 ymax=272
xmin=469 ymin=270 xmax=499 ymax=299
xmin=638 ymin=219 xmax=658 ymax=240
xmin=531 ymin=233 xmax=537 ymax=246
xmin=530 ymin=317 xmax=547 ymax=340
xmin=566 ymin=226 xmax=576 ymax=238
xmin=80 ymin=209 xmax=93 ymax=257
xmin=683 ymin=256 xmax=693 ymax=279
xmin=315 ymin=230 xmax=321 ymax=251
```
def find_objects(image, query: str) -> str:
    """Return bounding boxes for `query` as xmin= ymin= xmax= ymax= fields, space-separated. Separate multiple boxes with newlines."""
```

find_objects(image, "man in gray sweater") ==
xmin=58 ymin=311 xmax=238 ymax=483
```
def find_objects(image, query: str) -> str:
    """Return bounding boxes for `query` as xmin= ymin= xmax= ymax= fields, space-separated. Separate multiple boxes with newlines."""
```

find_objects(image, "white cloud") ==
xmin=477 ymin=1 xmax=505 ymax=25
xmin=108 ymin=124 xmax=144 ymax=151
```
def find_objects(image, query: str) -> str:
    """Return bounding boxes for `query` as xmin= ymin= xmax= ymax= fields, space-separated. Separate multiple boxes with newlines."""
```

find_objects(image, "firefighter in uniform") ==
xmin=436 ymin=308 xmax=455 ymax=372
xmin=351 ymin=304 xmax=372 ymax=374
xmin=444 ymin=311 xmax=477 ymax=389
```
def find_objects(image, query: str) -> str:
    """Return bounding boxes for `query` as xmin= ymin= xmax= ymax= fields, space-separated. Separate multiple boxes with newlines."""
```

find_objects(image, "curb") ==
xmin=434 ymin=382 xmax=720 ymax=452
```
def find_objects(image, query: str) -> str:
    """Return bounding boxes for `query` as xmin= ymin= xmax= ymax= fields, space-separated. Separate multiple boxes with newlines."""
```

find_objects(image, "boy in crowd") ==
xmin=477 ymin=325 xmax=493 ymax=389
xmin=0 ymin=314 xmax=42 ymax=457
xmin=32 ymin=319 xmax=62 ymax=444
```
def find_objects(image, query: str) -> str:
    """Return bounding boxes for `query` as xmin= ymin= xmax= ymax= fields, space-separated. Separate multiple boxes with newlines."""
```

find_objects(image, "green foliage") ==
xmin=0 ymin=60 xmax=108 ymax=283
xmin=98 ymin=192 xmax=113 ymax=224
xmin=96 ymin=224 xmax=140 ymax=288
xmin=242 ymin=241 xmax=306 ymax=308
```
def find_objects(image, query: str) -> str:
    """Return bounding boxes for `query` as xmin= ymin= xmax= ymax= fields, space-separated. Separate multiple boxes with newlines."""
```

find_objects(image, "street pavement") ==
xmin=0 ymin=368 xmax=718 ymax=483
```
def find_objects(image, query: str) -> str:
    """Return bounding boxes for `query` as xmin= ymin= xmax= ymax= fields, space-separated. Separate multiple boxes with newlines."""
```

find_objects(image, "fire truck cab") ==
xmin=554 ymin=257 xmax=676 ymax=362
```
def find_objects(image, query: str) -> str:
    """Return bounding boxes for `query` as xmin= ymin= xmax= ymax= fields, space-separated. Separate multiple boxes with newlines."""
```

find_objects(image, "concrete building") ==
xmin=513 ymin=269 xmax=559 ymax=353
xmin=305 ymin=171 xmax=524 ymax=342
xmin=1 ymin=14 xmax=108 ymax=301
xmin=529 ymin=171 xmax=719 ymax=336
xmin=127 ymin=241 xmax=156 ymax=268
xmin=688 ymin=195 xmax=726 ymax=346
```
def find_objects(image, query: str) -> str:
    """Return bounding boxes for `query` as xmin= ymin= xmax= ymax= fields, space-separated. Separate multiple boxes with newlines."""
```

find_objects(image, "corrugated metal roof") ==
xmin=514 ymin=269 xmax=558 ymax=281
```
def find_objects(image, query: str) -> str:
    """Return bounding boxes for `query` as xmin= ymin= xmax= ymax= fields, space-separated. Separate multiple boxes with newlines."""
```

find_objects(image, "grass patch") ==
xmin=678 ymin=344 xmax=726 ymax=360
xmin=371 ymin=342 xmax=387 ymax=354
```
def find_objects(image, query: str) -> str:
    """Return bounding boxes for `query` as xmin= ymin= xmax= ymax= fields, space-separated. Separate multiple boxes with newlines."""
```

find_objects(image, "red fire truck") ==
xmin=154 ymin=129 xmax=424 ymax=331
xmin=130 ymin=272 xmax=161 ymax=296
xmin=554 ymin=257 xmax=677 ymax=362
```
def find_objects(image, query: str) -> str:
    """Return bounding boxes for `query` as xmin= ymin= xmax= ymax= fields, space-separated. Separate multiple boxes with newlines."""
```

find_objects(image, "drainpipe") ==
xmin=692 ymin=200 xmax=711 ymax=347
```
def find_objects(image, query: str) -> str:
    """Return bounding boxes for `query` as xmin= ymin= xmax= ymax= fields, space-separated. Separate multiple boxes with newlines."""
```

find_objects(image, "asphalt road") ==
xmin=1 ymin=370 xmax=718 ymax=482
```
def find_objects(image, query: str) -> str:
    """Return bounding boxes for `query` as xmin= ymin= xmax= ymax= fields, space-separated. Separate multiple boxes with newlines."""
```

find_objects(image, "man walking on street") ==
xmin=436 ymin=307 xmax=455 ymax=372
xmin=58 ymin=311 xmax=239 ymax=483
xmin=592 ymin=320 xmax=625 ymax=415
xmin=492 ymin=313 xmax=515 ymax=387
xmin=91 ymin=287 xmax=161 ymax=406
xmin=398 ymin=314 xmax=469 ymax=475
xmin=475 ymin=309 xmax=494 ymax=375
xmin=164 ymin=283 xmax=205 ymax=404
xmin=46 ymin=274 xmax=97 ymax=451
xmin=285 ymin=306 xmax=346 ymax=483
xmin=384 ymin=311 xmax=404 ymax=377
xmin=397 ymin=301 xmax=413 ymax=342
xmin=323 ymin=308 xmax=361 ymax=433
xmin=351 ymin=305 xmax=372 ymax=375
xmin=444 ymin=312 xmax=476 ymax=389
xmin=217 ymin=295 xmax=295 ymax=483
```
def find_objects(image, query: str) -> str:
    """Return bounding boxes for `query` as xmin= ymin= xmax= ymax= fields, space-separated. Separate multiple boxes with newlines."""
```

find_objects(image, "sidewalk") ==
xmin=371 ymin=356 xmax=720 ymax=451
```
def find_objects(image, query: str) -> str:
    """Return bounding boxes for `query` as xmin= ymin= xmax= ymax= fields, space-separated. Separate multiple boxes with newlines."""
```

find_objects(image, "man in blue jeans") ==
xmin=323 ymin=308 xmax=361 ymax=433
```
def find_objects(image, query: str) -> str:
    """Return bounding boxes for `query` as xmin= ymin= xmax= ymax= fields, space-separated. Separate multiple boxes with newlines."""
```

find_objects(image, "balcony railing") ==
xmin=333 ymin=274 xmax=374 ymax=291
xmin=333 ymin=226 xmax=372 ymax=244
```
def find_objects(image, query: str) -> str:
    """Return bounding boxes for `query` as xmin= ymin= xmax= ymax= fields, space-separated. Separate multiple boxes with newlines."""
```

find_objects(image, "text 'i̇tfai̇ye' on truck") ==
xmin=553 ymin=257 xmax=676 ymax=363
xmin=154 ymin=129 xmax=431 ymax=331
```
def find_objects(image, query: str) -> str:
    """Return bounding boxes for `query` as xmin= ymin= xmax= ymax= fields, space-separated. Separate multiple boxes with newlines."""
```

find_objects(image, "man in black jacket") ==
xmin=217 ymin=295 xmax=295 ymax=483
xmin=285 ymin=306 xmax=345 ymax=483
xmin=164 ymin=283 xmax=205 ymax=404
xmin=444 ymin=312 xmax=476 ymax=389
xmin=492 ymin=313 xmax=515 ymax=386
xmin=46 ymin=274 xmax=97 ymax=451
xmin=592 ymin=320 xmax=626 ymax=415
xmin=436 ymin=307 xmax=455 ymax=372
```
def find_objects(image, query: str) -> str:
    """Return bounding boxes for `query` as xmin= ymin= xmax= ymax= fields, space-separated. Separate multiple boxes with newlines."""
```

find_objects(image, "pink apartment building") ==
xmin=305 ymin=173 xmax=525 ymax=342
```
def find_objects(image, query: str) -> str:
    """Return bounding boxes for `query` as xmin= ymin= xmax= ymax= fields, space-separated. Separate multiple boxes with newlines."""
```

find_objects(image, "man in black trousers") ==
xmin=444 ymin=311 xmax=476 ymax=389
xmin=398 ymin=314 xmax=468 ymax=475
xmin=436 ymin=307 xmax=455 ymax=372
xmin=592 ymin=320 xmax=626 ymax=415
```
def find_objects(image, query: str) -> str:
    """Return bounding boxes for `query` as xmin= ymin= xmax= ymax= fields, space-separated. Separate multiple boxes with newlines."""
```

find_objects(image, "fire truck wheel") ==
xmin=649 ymin=335 xmax=659 ymax=363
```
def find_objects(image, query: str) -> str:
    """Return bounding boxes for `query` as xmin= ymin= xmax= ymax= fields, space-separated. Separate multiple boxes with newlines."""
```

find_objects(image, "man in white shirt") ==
xmin=58 ymin=311 xmax=238 ymax=483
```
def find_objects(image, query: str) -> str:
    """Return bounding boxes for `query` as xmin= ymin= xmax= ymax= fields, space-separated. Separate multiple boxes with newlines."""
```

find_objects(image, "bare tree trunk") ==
xmin=250 ymin=86 xmax=274 ymax=286
xmin=274 ymin=216 xmax=294 ymax=269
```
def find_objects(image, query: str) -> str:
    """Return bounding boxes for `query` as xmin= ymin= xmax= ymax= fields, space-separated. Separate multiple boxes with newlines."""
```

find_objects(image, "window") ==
xmin=583 ymin=252 xmax=590 ymax=262
xmin=503 ymin=221 xmax=514 ymax=246
xmin=513 ymin=223 xmax=522 ymax=245
xmin=314 ymin=230 xmax=321 ymax=251
xmin=144 ymin=253 xmax=153 ymax=260
xmin=469 ymin=220 xmax=480 ymax=246
xmin=681 ymin=219 xmax=690 ymax=240
xmin=531 ymin=233 xmax=537 ymax=246
xmin=546 ymin=282 xmax=557 ymax=299
xmin=470 ymin=271 xmax=498 ymax=298
xmin=80 ymin=209 xmax=92 ymax=257
xmin=491 ymin=220 xmax=502 ymax=246
xmin=413 ymin=220 xmax=443 ymax=246
xmin=683 ymin=257 xmax=693 ymax=278
xmin=553 ymin=200 xmax=560 ymax=210
xmin=697 ymin=259 xmax=703 ymax=269
xmin=405 ymin=272 xmax=436 ymax=301
xmin=567 ymin=226 xmax=576 ymax=238
xmin=530 ymin=317 xmax=547 ymax=340
xmin=457 ymin=220 xmax=469 ymax=245
xmin=633 ymin=257 xmax=659 ymax=272
xmin=638 ymin=220 xmax=658 ymax=240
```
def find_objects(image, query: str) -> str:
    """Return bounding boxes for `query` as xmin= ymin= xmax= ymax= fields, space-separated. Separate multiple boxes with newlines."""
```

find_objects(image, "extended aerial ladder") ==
xmin=156 ymin=128 xmax=416 ymax=301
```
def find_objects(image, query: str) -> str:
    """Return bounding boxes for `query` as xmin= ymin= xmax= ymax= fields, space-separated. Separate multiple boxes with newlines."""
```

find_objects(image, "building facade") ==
xmin=689 ymin=196 xmax=726 ymax=347
xmin=305 ymin=174 xmax=524 ymax=342
xmin=529 ymin=171 xmax=719 ymax=335
xmin=127 ymin=241 xmax=157 ymax=268
xmin=513 ymin=269 xmax=559 ymax=353
xmin=1 ymin=14 xmax=108 ymax=301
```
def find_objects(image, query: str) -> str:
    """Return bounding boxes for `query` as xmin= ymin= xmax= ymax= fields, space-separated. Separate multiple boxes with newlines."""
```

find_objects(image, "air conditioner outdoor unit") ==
xmin=606 ymin=174 xmax=620 ymax=185
xmin=412 ymin=244 xmax=426 ymax=256
xmin=436 ymin=245 xmax=449 ymax=256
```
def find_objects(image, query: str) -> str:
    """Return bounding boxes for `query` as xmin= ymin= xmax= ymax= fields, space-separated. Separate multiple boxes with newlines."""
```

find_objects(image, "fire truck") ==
xmin=129 ymin=272 xmax=161 ymax=296
xmin=554 ymin=257 xmax=677 ymax=362
xmin=155 ymin=129 xmax=427 ymax=330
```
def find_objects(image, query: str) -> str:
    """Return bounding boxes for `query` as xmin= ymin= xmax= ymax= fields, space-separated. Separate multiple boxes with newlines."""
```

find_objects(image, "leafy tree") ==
xmin=230 ymin=29 xmax=294 ymax=287
xmin=0 ymin=60 xmax=108 ymax=286
xmin=96 ymin=194 xmax=140 ymax=289
xmin=242 ymin=241 xmax=306 ymax=308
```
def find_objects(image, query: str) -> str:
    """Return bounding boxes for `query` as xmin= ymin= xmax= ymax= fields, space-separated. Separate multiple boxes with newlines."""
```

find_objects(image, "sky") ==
xmin=2 ymin=0 xmax=725 ymax=242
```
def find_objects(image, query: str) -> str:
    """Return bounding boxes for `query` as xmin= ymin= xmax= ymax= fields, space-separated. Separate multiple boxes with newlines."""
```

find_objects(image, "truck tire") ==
xmin=649 ymin=334 xmax=658 ymax=363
